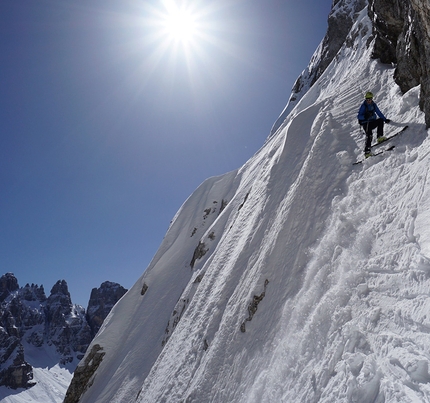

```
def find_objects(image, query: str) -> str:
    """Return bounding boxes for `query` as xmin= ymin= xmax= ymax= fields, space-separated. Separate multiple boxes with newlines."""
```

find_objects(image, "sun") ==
xmin=149 ymin=1 xmax=207 ymax=50
xmin=162 ymin=9 xmax=198 ymax=44
xmin=141 ymin=1 xmax=229 ymax=81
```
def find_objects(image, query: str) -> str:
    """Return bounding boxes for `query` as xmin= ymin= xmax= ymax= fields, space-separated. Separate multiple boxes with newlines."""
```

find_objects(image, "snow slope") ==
xmin=0 ymin=366 xmax=72 ymax=403
xmin=75 ymin=6 xmax=430 ymax=403
xmin=0 ymin=344 xmax=74 ymax=403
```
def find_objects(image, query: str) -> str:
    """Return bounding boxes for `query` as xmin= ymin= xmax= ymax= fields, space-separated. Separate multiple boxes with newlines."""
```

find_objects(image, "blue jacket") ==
xmin=357 ymin=100 xmax=386 ymax=124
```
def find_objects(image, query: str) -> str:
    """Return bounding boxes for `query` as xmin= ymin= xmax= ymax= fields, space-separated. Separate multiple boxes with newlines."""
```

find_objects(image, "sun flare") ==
xmin=143 ymin=1 xmax=226 ymax=77
xmin=163 ymin=9 xmax=198 ymax=44
xmin=149 ymin=1 xmax=207 ymax=51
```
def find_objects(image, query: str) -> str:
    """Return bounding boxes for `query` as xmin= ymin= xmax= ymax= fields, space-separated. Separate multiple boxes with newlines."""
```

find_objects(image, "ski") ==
xmin=371 ymin=125 xmax=408 ymax=149
xmin=353 ymin=145 xmax=395 ymax=165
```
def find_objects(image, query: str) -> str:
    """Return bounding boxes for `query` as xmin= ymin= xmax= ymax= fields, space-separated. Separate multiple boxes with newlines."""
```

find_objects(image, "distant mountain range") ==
xmin=0 ymin=273 xmax=126 ymax=395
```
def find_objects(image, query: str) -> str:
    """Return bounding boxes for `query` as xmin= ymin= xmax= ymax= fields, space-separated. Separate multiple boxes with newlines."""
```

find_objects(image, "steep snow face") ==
xmin=74 ymin=6 xmax=430 ymax=403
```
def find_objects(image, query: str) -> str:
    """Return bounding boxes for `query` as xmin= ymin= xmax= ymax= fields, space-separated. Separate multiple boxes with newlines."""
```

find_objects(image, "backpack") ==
xmin=363 ymin=102 xmax=375 ymax=120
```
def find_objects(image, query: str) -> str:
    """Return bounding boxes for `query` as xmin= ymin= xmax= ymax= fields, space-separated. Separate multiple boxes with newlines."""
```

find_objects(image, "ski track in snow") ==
xmin=75 ymin=6 xmax=430 ymax=403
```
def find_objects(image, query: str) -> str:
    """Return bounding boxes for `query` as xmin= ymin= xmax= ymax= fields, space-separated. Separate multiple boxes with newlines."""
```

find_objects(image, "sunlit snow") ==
xmin=72 ymin=6 xmax=430 ymax=403
xmin=0 ymin=344 xmax=74 ymax=403
xmin=4 ymin=4 xmax=428 ymax=403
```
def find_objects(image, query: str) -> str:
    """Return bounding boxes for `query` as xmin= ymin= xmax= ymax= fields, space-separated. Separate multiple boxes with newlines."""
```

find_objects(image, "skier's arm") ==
xmin=374 ymin=103 xmax=388 ymax=121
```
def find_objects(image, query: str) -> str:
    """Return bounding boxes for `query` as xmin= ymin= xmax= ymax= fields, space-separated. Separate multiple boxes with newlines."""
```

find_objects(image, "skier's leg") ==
xmin=376 ymin=118 xmax=384 ymax=138
xmin=364 ymin=122 xmax=372 ymax=153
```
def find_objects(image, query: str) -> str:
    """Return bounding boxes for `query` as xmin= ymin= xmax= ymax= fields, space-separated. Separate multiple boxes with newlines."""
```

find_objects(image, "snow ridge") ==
xmin=74 ymin=5 xmax=430 ymax=403
xmin=270 ymin=0 xmax=366 ymax=136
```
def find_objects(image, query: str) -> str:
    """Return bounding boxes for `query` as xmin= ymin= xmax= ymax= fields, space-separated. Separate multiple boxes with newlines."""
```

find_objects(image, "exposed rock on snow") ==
xmin=140 ymin=283 xmax=148 ymax=296
xmin=0 ymin=343 xmax=34 ymax=390
xmin=190 ymin=241 xmax=208 ymax=269
xmin=240 ymin=279 xmax=269 ymax=333
xmin=63 ymin=344 xmax=105 ymax=403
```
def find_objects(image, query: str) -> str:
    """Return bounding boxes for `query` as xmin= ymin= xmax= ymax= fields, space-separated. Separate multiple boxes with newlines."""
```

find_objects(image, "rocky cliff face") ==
xmin=44 ymin=280 xmax=92 ymax=365
xmin=0 ymin=274 xmax=46 ymax=389
xmin=370 ymin=0 xmax=430 ymax=127
xmin=294 ymin=0 xmax=367 ymax=95
xmin=271 ymin=0 xmax=430 ymax=135
xmin=0 ymin=273 xmax=127 ymax=390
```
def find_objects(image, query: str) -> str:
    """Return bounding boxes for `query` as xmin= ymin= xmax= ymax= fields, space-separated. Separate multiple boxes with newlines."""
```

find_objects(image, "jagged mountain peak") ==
xmin=49 ymin=280 xmax=71 ymax=299
xmin=0 ymin=273 xmax=19 ymax=302
xmin=21 ymin=283 xmax=47 ymax=302
xmin=0 ymin=274 xmax=127 ymax=402
xmin=86 ymin=281 xmax=127 ymax=338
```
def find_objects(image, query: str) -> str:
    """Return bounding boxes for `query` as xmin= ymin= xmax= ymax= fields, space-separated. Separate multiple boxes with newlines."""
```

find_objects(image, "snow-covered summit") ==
xmin=67 ymin=2 xmax=430 ymax=402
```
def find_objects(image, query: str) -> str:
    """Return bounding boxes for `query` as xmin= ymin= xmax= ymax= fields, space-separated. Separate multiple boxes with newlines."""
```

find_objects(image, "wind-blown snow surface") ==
xmin=78 ymin=8 xmax=430 ymax=403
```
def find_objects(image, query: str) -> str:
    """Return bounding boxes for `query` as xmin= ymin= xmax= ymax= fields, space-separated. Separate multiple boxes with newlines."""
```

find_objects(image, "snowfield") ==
xmin=70 ymin=5 xmax=430 ymax=403
xmin=0 ymin=366 xmax=72 ymax=403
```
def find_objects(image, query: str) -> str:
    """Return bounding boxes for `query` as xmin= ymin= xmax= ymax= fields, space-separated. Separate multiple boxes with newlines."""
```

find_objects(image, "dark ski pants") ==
xmin=362 ymin=119 xmax=384 ymax=153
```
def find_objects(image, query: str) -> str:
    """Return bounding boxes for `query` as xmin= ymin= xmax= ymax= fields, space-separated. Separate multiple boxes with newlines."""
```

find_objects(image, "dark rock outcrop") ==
xmin=86 ymin=281 xmax=127 ymax=338
xmin=240 ymin=279 xmax=269 ymax=333
xmin=63 ymin=344 xmax=106 ymax=403
xmin=0 ymin=344 xmax=35 ymax=389
xmin=369 ymin=0 xmax=430 ymax=127
xmin=190 ymin=241 xmax=208 ymax=269
xmin=307 ymin=0 xmax=368 ymax=89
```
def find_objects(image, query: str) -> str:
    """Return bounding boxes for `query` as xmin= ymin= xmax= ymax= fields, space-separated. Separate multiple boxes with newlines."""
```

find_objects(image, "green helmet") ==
xmin=365 ymin=91 xmax=374 ymax=99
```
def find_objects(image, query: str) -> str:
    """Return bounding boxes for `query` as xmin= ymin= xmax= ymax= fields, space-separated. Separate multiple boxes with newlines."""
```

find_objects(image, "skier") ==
xmin=357 ymin=92 xmax=391 ymax=156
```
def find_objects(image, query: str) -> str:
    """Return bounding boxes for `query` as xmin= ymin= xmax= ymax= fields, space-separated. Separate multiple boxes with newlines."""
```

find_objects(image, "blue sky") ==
xmin=0 ymin=0 xmax=331 ymax=307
